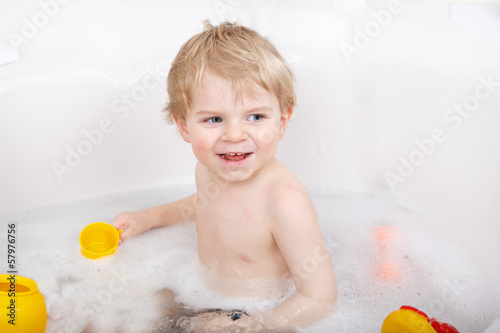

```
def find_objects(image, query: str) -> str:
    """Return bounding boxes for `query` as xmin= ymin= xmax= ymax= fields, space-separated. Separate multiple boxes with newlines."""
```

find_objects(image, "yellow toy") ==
xmin=79 ymin=222 xmax=123 ymax=259
xmin=0 ymin=274 xmax=47 ymax=333
xmin=382 ymin=306 xmax=459 ymax=333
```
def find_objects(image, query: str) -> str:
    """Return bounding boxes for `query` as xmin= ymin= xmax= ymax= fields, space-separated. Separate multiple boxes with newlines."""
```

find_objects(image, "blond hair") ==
xmin=164 ymin=20 xmax=296 ymax=123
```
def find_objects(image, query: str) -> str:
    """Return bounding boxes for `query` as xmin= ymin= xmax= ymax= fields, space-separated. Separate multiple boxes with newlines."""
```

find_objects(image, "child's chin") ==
xmin=216 ymin=170 xmax=255 ymax=183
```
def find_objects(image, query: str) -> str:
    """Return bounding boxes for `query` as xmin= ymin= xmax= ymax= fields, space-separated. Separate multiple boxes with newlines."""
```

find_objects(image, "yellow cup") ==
xmin=79 ymin=222 xmax=123 ymax=259
xmin=0 ymin=274 xmax=47 ymax=333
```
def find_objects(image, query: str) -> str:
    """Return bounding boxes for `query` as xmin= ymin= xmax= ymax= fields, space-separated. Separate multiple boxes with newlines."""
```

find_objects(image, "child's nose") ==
xmin=221 ymin=121 xmax=248 ymax=142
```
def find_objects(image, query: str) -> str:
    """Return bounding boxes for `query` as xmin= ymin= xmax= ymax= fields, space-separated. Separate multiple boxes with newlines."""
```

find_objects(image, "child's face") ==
xmin=175 ymin=73 xmax=292 ymax=183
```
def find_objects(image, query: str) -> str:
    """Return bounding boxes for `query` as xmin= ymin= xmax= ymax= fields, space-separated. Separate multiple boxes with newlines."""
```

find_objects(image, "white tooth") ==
xmin=228 ymin=153 xmax=235 ymax=156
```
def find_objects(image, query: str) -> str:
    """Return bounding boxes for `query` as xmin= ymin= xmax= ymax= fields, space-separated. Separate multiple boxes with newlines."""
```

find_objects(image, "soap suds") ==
xmin=0 ymin=185 xmax=498 ymax=332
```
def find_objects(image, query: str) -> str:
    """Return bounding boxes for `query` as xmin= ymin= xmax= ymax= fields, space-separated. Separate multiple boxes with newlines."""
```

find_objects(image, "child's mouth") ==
xmin=219 ymin=153 xmax=251 ymax=162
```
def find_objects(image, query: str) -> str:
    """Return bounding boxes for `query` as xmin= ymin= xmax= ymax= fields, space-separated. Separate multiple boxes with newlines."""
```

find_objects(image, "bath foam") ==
xmin=0 ymin=185 xmax=498 ymax=332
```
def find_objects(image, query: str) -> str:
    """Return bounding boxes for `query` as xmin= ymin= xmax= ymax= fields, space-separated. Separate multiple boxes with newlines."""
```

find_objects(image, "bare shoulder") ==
xmin=266 ymin=160 xmax=318 ymax=227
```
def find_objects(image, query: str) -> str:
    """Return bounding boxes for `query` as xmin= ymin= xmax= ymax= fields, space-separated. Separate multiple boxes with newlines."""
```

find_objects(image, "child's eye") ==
xmin=248 ymin=114 xmax=264 ymax=121
xmin=206 ymin=116 xmax=223 ymax=124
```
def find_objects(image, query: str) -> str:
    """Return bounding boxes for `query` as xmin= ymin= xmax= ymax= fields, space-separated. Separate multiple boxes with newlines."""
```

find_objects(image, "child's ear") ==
xmin=278 ymin=107 xmax=293 ymax=140
xmin=173 ymin=116 xmax=191 ymax=143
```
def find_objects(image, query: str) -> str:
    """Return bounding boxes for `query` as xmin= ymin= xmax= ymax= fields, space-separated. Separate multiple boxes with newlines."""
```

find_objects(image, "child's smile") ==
xmin=218 ymin=152 xmax=252 ymax=165
xmin=175 ymin=72 xmax=292 ymax=184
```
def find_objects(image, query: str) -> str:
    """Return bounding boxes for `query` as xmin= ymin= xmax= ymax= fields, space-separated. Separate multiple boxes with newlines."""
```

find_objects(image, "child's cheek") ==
xmin=191 ymin=134 xmax=215 ymax=156
xmin=253 ymin=126 xmax=280 ymax=149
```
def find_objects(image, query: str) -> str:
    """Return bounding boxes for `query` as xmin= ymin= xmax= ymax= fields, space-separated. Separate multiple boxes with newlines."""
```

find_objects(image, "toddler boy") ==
xmin=113 ymin=21 xmax=337 ymax=332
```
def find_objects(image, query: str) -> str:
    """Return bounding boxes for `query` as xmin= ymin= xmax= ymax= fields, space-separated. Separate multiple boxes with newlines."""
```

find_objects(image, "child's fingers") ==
xmin=111 ymin=218 xmax=125 ymax=231
xmin=111 ymin=218 xmax=136 ymax=244
xmin=116 ymin=223 xmax=135 ymax=244
xmin=117 ymin=230 xmax=127 ymax=244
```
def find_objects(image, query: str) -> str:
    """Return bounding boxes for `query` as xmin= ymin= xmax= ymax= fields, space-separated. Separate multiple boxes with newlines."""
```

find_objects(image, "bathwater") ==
xmin=0 ymin=185 xmax=498 ymax=332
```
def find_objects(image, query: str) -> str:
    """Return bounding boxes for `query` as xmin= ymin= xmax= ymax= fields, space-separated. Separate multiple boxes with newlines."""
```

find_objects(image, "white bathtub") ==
xmin=1 ymin=0 xmax=500 ymax=330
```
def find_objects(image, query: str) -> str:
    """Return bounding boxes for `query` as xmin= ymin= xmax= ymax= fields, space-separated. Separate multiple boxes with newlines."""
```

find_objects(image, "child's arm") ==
xmin=259 ymin=186 xmax=338 ymax=329
xmin=111 ymin=193 xmax=197 ymax=243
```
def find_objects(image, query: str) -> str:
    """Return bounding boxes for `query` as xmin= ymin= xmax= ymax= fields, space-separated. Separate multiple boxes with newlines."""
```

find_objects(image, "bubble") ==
xmin=1 ymin=184 xmax=499 ymax=332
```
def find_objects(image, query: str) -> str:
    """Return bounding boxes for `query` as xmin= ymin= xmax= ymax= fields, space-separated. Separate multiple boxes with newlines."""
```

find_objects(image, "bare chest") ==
xmin=196 ymin=192 xmax=271 ymax=251
xmin=195 ymin=192 xmax=287 ymax=278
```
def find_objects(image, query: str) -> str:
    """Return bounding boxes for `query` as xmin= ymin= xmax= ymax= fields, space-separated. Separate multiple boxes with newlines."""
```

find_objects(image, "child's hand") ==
xmin=111 ymin=210 xmax=157 ymax=244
